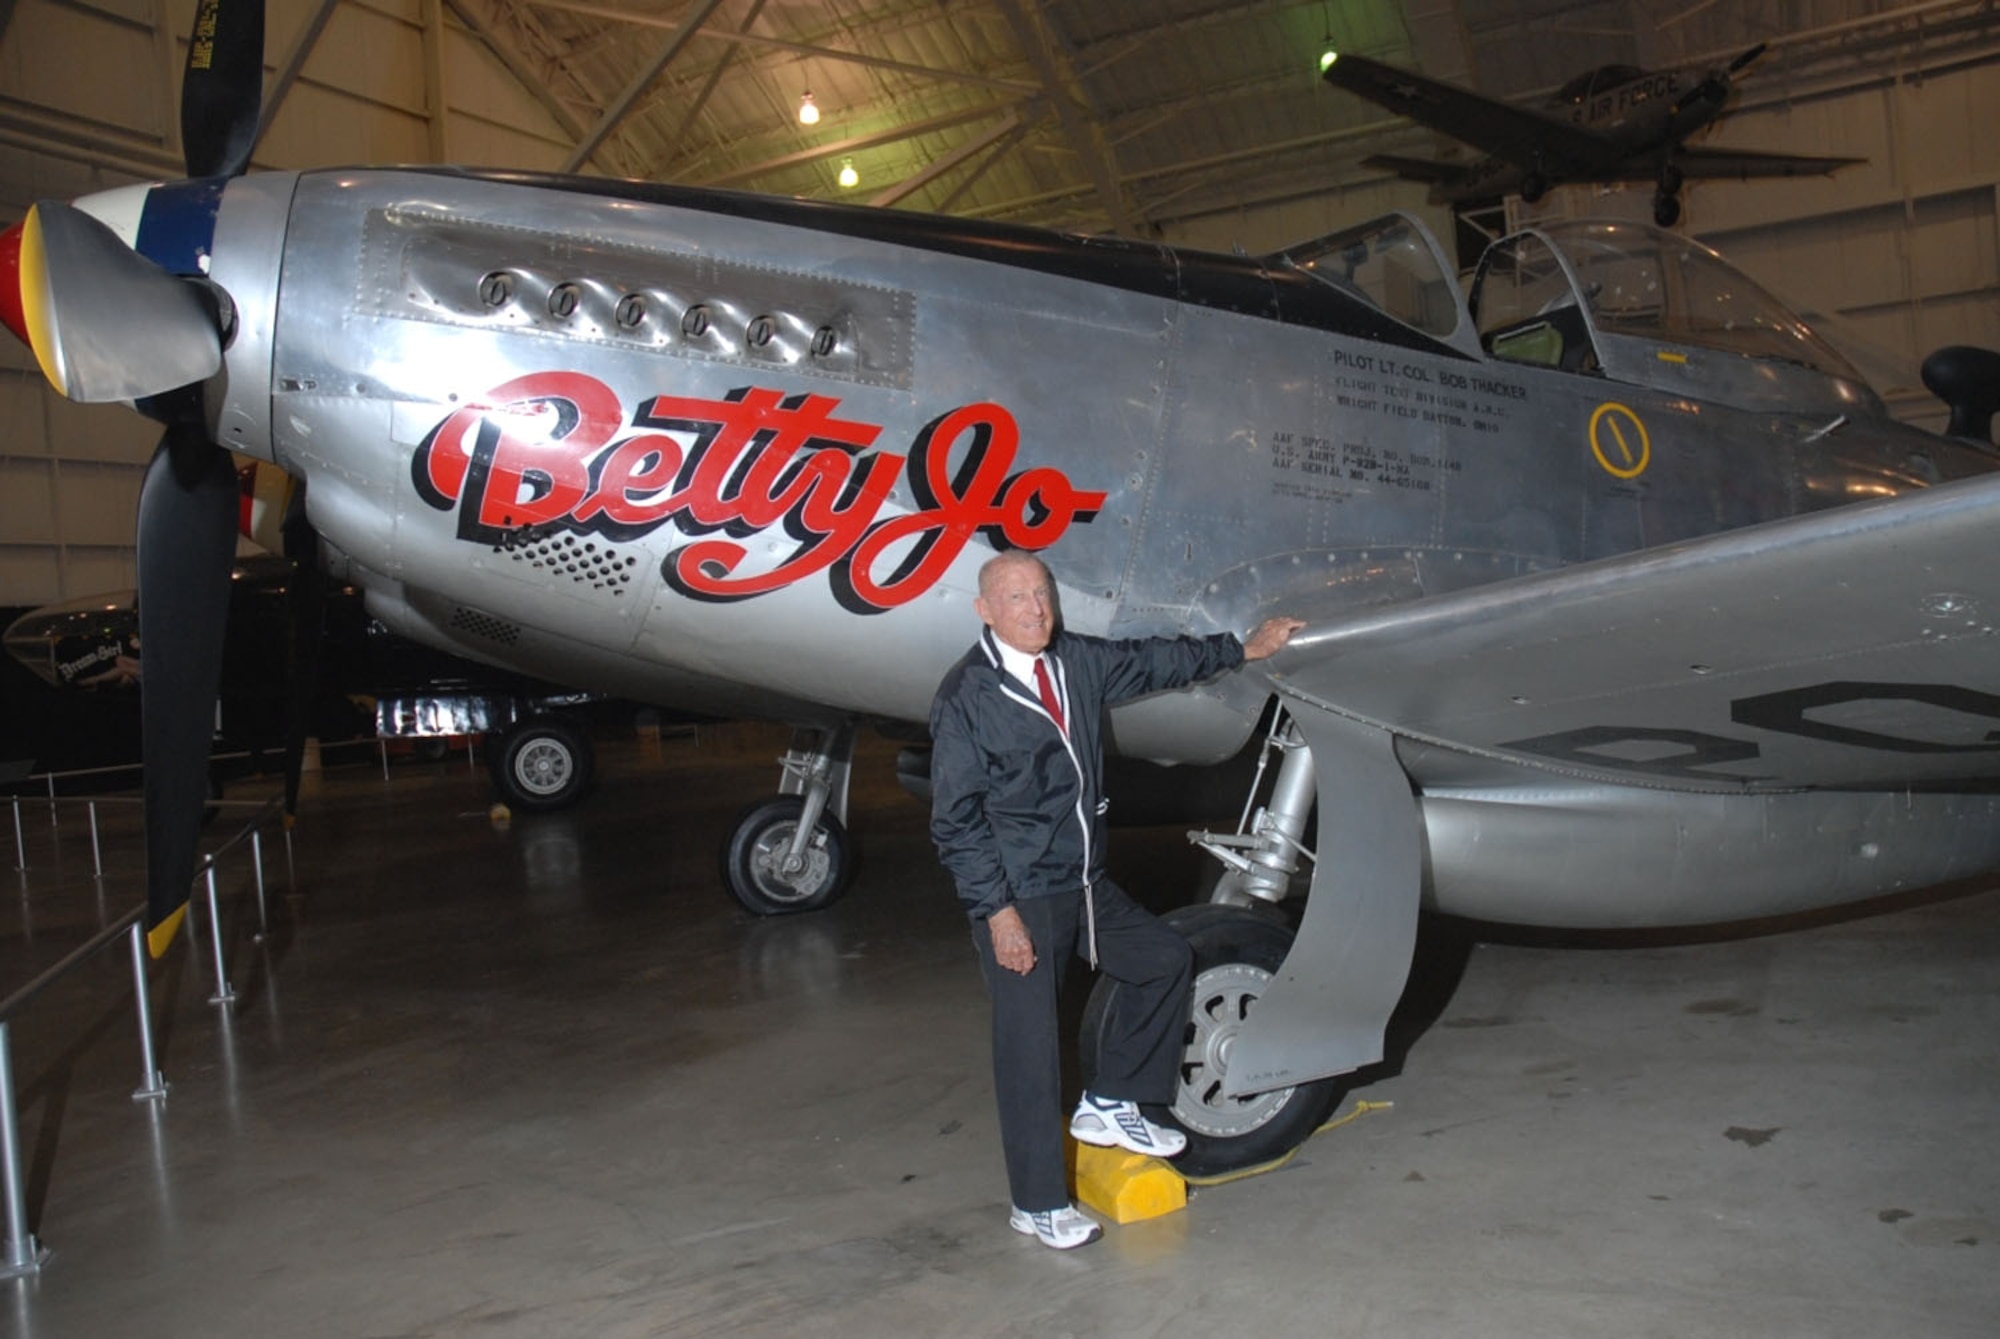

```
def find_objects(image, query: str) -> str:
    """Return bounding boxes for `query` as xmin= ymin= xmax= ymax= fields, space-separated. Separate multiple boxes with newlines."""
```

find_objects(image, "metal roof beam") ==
xmin=994 ymin=0 xmax=1130 ymax=234
xmin=258 ymin=0 xmax=342 ymax=149
xmin=562 ymin=0 xmax=728 ymax=172
xmin=448 ymin=0 xmax=593 ymax=144
xmin=868 ymin=107 xmax=1025 ymax=208
xmin=631 ymin=0 xmax=771 ymax=180
xmin=702 ymin=100 xmax=1021 ymax=187
xmin=527 ymin=0 xmax=1043 ymax=95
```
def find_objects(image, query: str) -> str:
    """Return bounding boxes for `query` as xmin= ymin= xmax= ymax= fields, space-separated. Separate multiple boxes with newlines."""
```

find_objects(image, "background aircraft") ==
xmin=5 ymin=0 xmax=2000 ymax=1176
xmin=1321 ymin=42 xmax=1863 ymax=224
xmin=1 ymin=556 xmax=626 ymax=814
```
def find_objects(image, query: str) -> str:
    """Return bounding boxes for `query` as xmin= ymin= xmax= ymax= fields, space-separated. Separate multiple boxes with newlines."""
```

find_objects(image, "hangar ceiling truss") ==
xmin=0 ymin=1 xmax=1998 ymax=236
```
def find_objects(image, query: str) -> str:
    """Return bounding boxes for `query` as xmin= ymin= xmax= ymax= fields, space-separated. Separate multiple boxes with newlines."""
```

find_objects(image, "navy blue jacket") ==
xmin=928 ymin=626 xmax=1244 ymax=921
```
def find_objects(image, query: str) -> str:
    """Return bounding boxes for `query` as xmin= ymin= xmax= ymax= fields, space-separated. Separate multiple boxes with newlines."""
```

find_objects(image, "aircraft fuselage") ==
xmin=162 ymin=168 xmax=1983 ymax=771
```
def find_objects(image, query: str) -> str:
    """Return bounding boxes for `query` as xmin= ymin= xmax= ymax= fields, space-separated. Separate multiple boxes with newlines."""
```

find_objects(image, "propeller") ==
xmin=1671 ymin=42 xmax=1768 ymax=122
xmin=181 ymin=0 xmax=267 ymax=180
xmin=1728 ymin=43 xmax=1770 ymax=76
xmin=0 ymin=0 xmax=269 ymax=955
xmin=11 ymin=201 xmax=224 ymax=403
xmin=137 ymin=428 xmax=244 ymax=954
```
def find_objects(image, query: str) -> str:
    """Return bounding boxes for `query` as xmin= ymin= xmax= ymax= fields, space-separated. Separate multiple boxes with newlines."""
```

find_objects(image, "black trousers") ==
xmin=971 ymin=878 xmax=1193 ymax=1212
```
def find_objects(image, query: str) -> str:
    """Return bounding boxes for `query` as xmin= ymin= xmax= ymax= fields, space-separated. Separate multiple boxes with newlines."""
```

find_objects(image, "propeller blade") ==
xmin=181 ymin=0 xmax=267 ymax=179
xmin=279 ymin=490 xmax=325 ymax=821
xmin=12 ymin=201 xmax=223 ymax=403
xmin=138 ymin=427 xmax=242 ymax=956
xmin=1729 ymin=43 xmax=1769 ymax=74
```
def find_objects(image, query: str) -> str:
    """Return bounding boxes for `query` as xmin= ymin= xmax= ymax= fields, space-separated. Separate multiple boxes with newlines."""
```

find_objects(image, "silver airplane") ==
xmin=1323 ymin=42 xmax=1864 ymax=225
xmin=7 ymin=0 xmax=2000 ymax=1176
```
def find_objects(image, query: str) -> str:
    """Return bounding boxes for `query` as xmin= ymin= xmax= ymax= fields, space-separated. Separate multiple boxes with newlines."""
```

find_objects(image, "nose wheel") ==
xmin=721 ymin=795 xmax=854 ymax=914
xmin=719 ymin=721 xmax=858 ymax=915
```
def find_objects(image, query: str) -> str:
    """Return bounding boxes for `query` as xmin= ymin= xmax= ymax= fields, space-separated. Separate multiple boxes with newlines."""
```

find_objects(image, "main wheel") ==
xmin=721 ymin=795 xmax=854 ymax=915
xmin=1653 ymin=192 xmax=1682 ymax=227
xmin=489 ymin=716 xmax=594 ymax=812
xmin=1082 ymin=905 xmax=1345 ymax=1178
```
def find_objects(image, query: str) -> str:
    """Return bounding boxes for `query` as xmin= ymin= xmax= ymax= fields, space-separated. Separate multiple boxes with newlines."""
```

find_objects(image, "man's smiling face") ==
xmin=975 ymin=555 xmax=1056 ymax=656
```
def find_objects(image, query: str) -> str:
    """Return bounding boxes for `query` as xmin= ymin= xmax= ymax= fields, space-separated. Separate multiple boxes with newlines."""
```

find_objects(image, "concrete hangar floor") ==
xmin=2 ymin=723 xmax=1996 ymax=1338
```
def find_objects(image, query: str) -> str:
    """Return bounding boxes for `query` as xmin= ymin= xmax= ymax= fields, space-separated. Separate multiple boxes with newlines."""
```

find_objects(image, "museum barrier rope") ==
xmin=0 ymin=790 xmax=286 ymax=1280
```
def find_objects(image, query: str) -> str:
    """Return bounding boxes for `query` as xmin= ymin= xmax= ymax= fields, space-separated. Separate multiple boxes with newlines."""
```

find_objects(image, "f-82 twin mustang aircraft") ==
xmin=7 ymin=0 xmax=2000 ymax=1174
xmin=1322 ymin=42 xmax=1863 ymax=225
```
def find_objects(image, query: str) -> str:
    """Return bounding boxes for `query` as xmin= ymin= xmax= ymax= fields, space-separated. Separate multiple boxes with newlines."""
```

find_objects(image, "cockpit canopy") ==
xmin=1553 ymin=65 xmax=1647 ymax=105
xmin=1271 ymin=213 xmax=1881 ymax=419
xmin=1469 ymin=219 xmax=1882 ymax=418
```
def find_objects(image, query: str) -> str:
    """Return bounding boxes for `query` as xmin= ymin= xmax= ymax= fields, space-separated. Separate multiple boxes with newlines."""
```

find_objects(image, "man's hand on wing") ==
xmin=988 ymin=905 xmax=1036 ymax=974
xmin=1243 ymin=616 xmax=1306 ymax=661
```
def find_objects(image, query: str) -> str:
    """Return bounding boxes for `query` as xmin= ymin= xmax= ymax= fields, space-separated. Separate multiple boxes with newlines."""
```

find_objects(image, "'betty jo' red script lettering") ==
xmin=410 ymin=372 xmax=1105 ymax=613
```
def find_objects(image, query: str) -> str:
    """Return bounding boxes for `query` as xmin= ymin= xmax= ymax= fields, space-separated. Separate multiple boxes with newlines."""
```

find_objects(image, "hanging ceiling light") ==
xmin=838 ymin=158 xmax=858 ymax=189
xmin=798 ymin=91 xmax=820 ymax=126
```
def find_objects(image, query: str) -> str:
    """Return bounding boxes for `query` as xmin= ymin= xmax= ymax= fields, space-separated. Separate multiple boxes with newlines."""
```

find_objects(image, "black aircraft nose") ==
xmin=1921 ymin=345 xmax=2000 ymax=445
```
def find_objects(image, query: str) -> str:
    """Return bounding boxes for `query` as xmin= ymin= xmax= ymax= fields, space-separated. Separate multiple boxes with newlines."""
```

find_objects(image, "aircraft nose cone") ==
xmin=10 ymin=200 xmax=224 ymax=403
xmin=0 ymin=220 xmax=26 ymax=350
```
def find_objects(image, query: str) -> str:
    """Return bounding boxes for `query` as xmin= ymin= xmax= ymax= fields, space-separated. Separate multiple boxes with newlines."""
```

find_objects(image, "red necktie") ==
xmin=1033 ymin=656 xmax=1066 ymax=734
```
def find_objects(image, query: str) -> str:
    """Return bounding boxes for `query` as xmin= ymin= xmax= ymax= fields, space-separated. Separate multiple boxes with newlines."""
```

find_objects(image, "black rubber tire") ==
xmin=1520 ymin=173 xmax=1549 ymax=204
xmin=489 ymin=716 xmax=594 ymax=812
xmin=721 ymin=795 xmax=854 ymax=915
xmin=1653 ymin=192 xmax=1682 ymax=227
xmin=1082 ymin=905 xmax=1345 ymax=1178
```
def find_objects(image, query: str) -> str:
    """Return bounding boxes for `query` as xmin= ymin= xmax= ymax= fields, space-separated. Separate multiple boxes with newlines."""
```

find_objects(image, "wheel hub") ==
xmin=751 ymin=823 xmax=830 ymax=901
xmin=1175 ymin=960 xmax=1295 ymax=1139
xmin=515 ymin=740 xmax=573 ymax=796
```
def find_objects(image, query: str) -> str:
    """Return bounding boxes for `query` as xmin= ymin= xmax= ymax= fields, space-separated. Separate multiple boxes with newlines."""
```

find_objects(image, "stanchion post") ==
xmin=45 ymin=774 xmax=55 ymax=827
xmin=379 ymin=737 xmax=389 ymax=781
xmin=9 ymin=799 xmax=21 ymax=873
xmin=89 ymin=801 xmax=103 ymax=879
xmin=129 ymin=925 xmax=168 ymax=1103
xmin=250 ymin=829 xmax=269 ymax=941
xmin=204 ymin=866 xmax=235 ymax=1006
xmin=0 ymin=1022 xmax=48 ymax=1279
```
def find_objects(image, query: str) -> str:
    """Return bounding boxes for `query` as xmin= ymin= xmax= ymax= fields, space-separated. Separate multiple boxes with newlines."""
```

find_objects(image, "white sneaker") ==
xmin=1069 ymin=1092 xmax=1188 ymax=1158
xmin=1009 ymin=1203 xmax=1103 ymax=1250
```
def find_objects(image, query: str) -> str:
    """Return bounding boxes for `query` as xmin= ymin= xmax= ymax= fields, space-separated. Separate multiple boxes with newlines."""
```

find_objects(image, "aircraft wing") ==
xmin=1672 ymin=144 xmax=1866 ymax=179
xmin=1358 ymin=153 xmax=1471 ymax=184
xmin=1322 ymin=50 xmax=1618 ymax=174
xmin=1259 ymin=472 xmax=2000 ymax=793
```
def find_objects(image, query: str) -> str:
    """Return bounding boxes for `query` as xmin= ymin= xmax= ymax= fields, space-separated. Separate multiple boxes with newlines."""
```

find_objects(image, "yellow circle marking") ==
xmin=1589 ymin=401 xmax=1650 ymax=479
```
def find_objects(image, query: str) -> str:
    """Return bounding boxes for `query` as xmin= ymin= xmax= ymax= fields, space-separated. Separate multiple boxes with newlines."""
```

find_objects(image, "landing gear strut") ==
xmin=720 ymin=721 xmax=857 ymax=915
xmin=1188 ymin=709 xmax=1316 ymax=907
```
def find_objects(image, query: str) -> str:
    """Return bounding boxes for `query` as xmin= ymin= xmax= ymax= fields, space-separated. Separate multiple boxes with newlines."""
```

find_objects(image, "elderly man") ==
xmin=929 ymin=550 xmax=1303 ymax=1249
